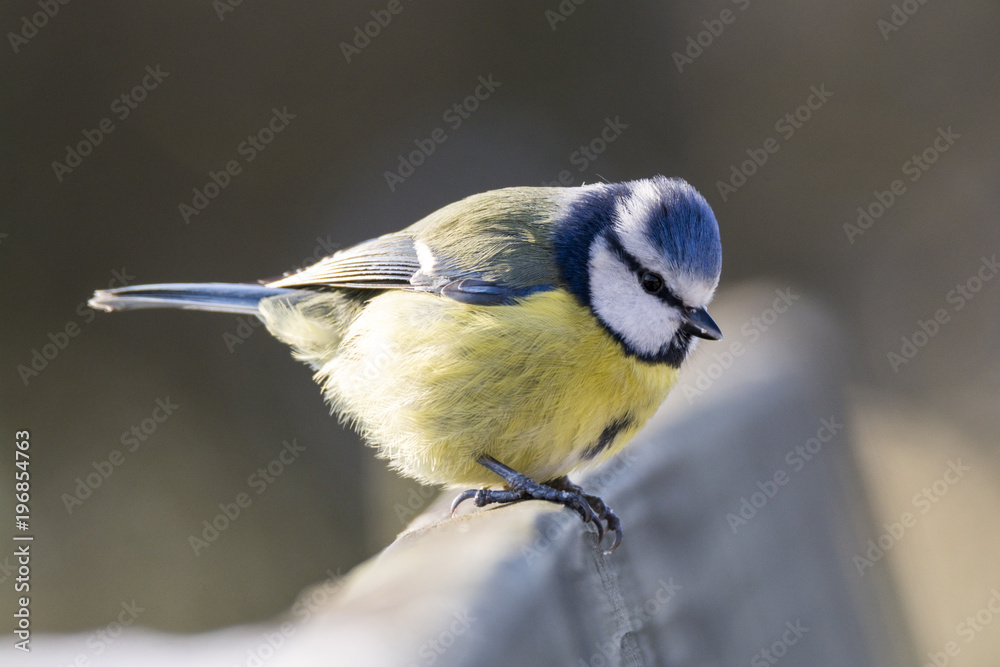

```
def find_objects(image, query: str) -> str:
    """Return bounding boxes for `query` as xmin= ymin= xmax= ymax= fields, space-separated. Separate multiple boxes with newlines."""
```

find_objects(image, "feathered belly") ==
xmin=313 ymin=289 xmax=679 ymax=487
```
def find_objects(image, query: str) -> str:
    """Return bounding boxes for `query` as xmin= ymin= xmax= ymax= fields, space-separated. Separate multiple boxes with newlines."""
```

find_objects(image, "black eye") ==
xmin=640 ymin=271 xmax=663 ymax=295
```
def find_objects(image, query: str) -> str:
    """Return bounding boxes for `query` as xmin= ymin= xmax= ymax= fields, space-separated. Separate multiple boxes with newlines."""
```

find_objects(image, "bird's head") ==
xmin=556 ymin=176 xmax=723 ymax=367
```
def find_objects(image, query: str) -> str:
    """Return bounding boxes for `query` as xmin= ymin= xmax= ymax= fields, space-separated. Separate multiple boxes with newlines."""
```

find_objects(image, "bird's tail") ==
xmin=88 ymin=283 xmax=301 ymax=315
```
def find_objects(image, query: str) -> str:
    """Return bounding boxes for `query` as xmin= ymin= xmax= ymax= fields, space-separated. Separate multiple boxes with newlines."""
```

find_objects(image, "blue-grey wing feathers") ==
xmin=94 ymin=188 xmax=566 ymax=313
xmin=266 ymin=232 xmax=547 ymax=304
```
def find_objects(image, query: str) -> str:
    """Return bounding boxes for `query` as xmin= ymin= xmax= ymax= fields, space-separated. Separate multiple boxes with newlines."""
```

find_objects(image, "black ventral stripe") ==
xmin=582 ymin=415 xmax=635 ymax=461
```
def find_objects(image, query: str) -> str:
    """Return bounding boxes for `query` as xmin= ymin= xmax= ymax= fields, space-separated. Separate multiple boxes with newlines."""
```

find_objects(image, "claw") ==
xmin=574 ymin=495 xmax=605 ymax=541
xmin=602 ymin=512 xmax=624 ymax=554
xmin=556 ymin=490 xmax=603 ymax=540
xmin=548 ymin=476 xmax=622 ymax=553
xmin=451 ymin=458 xmax=625 ymax=553
xmin=450 ymin=489 xmax=478 ymax=516
xmin=585 ymin=495 xmax=610 ymax=522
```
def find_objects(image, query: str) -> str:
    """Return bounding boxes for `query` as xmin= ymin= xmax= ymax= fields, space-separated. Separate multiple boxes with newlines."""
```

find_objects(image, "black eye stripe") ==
xmin=605 ymin=234 xmax=684 ymax=308
xmin=605 ymin=233 xmax=641 ymax=272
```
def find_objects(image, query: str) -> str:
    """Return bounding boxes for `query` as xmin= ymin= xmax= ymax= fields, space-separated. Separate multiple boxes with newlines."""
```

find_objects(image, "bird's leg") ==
xmin=547 ymin=476 xmax=623 ymax=553
xmin=450 ymin=455 xmax=622 ymax=553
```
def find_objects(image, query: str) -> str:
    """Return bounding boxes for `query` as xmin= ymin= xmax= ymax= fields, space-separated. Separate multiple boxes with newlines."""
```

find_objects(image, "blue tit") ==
xmin=90 ymin=175 xmax=722 ymax=552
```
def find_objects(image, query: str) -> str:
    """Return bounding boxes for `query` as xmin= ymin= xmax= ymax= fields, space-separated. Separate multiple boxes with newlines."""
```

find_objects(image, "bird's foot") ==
xmin=450 ymin=456 xmax=623 ymax=554
xmin=548 ymin=476 xmax=623 ymax=554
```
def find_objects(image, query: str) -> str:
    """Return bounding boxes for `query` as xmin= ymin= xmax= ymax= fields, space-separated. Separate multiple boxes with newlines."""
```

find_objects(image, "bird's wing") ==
xmin=267 ymin=234 xmax=421 ymax=290
xmin=266 ymin=188 xmax=566 ymax=304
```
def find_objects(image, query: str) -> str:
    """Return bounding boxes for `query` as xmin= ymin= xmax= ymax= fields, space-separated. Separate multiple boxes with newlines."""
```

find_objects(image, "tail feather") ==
xmin=89 ymin=282 xmax=302 ymax=315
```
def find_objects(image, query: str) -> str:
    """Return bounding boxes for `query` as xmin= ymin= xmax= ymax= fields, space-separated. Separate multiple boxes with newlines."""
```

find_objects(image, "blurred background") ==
xmin=2 ymin=0 xmax=998 ymax=662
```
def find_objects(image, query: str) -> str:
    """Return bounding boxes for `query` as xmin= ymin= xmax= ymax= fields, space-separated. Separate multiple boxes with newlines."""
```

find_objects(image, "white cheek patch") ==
xmin=588 ymin=238 xmax=680 ymax=357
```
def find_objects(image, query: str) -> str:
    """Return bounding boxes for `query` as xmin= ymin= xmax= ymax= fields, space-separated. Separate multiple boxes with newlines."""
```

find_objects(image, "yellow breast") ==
xmin=313 ymin=289 xmax=679 ymax=487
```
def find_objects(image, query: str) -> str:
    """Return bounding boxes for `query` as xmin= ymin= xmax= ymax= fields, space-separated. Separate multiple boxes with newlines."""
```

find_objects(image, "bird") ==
xmin=89 ymin=176 xmax=723 ymax=553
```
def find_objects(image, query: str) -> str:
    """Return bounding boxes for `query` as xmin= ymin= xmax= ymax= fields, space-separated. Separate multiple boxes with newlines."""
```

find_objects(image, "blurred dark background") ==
xmin=3 ymin=0 xmax=998 ymax=661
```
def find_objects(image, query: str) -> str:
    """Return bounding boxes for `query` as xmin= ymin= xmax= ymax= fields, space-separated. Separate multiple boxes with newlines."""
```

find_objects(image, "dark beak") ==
xmin=681 ymin=307 xmax=723 ymax=341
